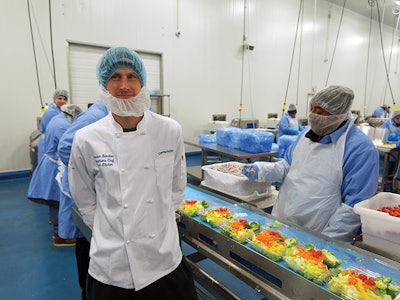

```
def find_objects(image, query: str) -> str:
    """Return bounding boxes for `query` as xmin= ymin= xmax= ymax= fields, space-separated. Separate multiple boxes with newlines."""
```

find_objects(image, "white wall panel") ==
xmin=1 ymin=0 xmax=400 ymax=172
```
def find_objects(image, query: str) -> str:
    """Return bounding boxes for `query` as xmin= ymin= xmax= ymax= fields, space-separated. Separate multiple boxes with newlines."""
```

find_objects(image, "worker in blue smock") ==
xmin=242 ymin=85 xmax=379 ymax=243
xmin=381 ymin=110 xmax=400 ymax=181
xmin=37 ymin=89 xmax=69 ymax=162
xmin=276 ymin=103 xmax=303 ymax=142
xmin=382 ymin=110 xmax=400 ymax=138
xmin=372 ymin=104 xmax=391 ymax=118
xmin=57 ymin=99 xmax=108 ymax=300
xmin=28 ymin=104 xmax=82 ymax=246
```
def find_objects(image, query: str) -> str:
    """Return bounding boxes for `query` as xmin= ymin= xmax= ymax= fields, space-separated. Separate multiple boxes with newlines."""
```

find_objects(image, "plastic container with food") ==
xmin=353 ymin=192 xmax=400 ymax=256
xmin=201 ymin=162 xmax=271 ymax=201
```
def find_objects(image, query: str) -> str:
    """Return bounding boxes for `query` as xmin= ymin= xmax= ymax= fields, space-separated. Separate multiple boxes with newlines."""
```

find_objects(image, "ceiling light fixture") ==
xmin=396 ymin=0 xmax=400 ymax=5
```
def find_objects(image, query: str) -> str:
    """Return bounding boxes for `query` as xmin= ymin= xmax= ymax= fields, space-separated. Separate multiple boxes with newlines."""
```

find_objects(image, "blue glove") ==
xmin=242 ymin=164 xmax=259 ymax=180
xmin=388 ymin=132 xmax=400 ymax=142
xmin=396 ymin=140 xmax=400 ymax=148
xmin=285 ymin=127 xmax=299 ymax=135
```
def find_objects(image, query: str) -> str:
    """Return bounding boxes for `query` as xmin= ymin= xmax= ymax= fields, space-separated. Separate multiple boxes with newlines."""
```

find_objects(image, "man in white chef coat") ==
xmin=69 ymin=46 xmax=197 ymax=300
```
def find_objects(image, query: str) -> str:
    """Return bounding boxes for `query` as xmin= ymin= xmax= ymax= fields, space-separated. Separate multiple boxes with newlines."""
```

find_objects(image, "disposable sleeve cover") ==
xmin=254 ymin=159 xmax=290 ymax=182
xmin=321 ymin=204 xmax=360 ymax=243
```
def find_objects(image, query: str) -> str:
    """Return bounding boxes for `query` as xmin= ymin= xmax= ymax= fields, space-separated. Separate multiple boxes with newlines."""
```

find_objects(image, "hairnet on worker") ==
xmin=53 ymin=89 xmax=69 ymax=100
xmin=96 ymin=46 xmax=150 ymax=117
xmin=96 ymin=46 xmax=147 ymax=88
xmin=61 ymin=104 xmax=82 ymax=123
xmin=308 ymin=85 xmax=354 ymax=136
xmin=288 ymin=104 xmax=297 ymax=112
xmin=392 ymin=110 xmax=400 ymax=119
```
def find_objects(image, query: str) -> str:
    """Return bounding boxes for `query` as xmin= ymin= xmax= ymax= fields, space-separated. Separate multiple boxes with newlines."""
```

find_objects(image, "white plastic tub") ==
xmin=353 ymin=192 xmax=400 ymax=256
xmin=202 ymin=162 xmax=271 ymax=201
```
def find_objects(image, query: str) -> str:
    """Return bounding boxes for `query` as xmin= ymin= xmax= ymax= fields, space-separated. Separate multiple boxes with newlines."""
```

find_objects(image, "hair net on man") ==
xmin=308 ymin=85 xmax=354 ymax=136
xmin=53 ymin=89 xmax=69 ymax=100
xmin=392 ymin=110 xmax=400 ymax=119
xmin=288 ymin=104 xmax=297 ymax=112
xmin=382 ymin=104 xmax=388 ymax=108
xmin=311 ymin=85 xmax=354 ymax=115
xmin=96 ymin=46 xmax=147 ymax=88
xmin=61 ymin=104 xmax=82 ymax=120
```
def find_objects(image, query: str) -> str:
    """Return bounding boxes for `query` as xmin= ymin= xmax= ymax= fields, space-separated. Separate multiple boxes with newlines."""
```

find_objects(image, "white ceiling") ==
xmin=326 ymin=0 xmax=400 ymax=28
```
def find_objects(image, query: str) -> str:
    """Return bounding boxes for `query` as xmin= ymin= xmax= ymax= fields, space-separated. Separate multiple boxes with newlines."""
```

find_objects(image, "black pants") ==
xmin=75 ymin=237 xmax=90 ymax=300
xmin=86 ymin=258 xmax=198 ymax=300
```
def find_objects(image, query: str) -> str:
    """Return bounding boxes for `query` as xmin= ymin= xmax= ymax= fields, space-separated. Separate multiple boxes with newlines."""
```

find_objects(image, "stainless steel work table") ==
xmin=184 ymin=137 xmax=278 ymax=180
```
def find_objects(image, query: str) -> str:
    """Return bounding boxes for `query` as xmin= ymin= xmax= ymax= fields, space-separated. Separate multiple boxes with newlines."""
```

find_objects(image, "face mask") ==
xmin=308 ymin=112 xmax=348 ymax=136
xmin=100 ymin=87 xmax=150 ymax=117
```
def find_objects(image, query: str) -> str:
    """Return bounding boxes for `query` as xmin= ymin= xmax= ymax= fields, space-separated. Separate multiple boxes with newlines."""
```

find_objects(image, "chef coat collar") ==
xmin=108 ymin=110 xmax=150 ymax=133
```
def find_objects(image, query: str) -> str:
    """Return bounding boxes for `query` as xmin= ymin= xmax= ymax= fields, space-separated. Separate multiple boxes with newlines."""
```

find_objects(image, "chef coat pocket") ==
xmin=155 ymin=155 xmax=174 ymax=194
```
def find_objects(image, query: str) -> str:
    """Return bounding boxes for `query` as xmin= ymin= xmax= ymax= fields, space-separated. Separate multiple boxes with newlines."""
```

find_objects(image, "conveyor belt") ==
xmin=179 ymin=184 xmax=400 ymax=300
xmin=71 ymin=185 xmax=400 ymax=300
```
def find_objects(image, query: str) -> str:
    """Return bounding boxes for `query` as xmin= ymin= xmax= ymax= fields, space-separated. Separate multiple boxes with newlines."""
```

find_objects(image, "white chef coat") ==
xmin=68 ymin=110 xmax=187 ymax=291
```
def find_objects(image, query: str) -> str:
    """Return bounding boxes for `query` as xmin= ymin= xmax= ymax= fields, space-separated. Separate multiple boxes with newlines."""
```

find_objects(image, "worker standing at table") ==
xmin=382 ymin=110 xmax=400 ymax=136
xmin=276 ymin=103 xmax=303 ymax=142
xmin=242 ymin=85 xmax=379 ymax=243
xmin=38 ymin=89 xmax=69 ymax=162
xmin=381 ymin=110 xmax=400 ymax=185
xmin=372 ymin=104 xmax=391 ymax=118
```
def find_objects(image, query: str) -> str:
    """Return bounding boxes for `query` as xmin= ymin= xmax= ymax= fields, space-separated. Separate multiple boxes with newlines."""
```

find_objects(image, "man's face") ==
xmin=394 ymin=116 xmax=400 ymax=125
xmin=105 ymin=69 xmax=141 ymax=98
xmin=54 ymin=96 xmax=68 ymax=108
xmin=310 ymin=102 xmax=331 ymax=116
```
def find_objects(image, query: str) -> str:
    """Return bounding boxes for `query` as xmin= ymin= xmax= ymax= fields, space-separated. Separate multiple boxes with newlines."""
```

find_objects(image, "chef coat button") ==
xmin=116 ymin=133 xmax=121 ymax=138
xmin=149 ymin=233 xmax=155 ymax=238
xmin=140 ymin=131 xmax=146 ymax=135
xmin=144 ymin=165 xmax=150 ymax=170
xmin=126 ymin=240 xmax=131 ymax=244
xmin=146 ymin=199 xmax=153 ymax=203
xmin=123 ymin=204 xmax=128 ymax=208
xmin=121 ymin=169 xmax=125 ymax=173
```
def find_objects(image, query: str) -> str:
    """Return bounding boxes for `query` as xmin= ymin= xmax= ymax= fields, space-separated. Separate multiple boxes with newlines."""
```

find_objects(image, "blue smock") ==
xmin=57 ymin=100 xmax=108 ymax=239
xmin=382 ymin=119 xmax=400 ymax=134
xmin=28 ymin=113 xmax=71 ymax=202
xmin=37 ymin=103 xmax=62 ymax=162
xmin=253 ymin=118 xmax=379 ymax=242
xmin=276 ymin=112 xmax=303 ymax=141
xmin=284 ymin=119 xmax=379 ymax=208
xmin=372 ymin=106 xmax=388 ymax=118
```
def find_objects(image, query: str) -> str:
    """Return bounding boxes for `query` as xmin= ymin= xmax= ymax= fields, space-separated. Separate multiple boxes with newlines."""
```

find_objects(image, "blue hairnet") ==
xmin=311 ymin=85 xmax=354 ymax=115
xmin=96 ymin=47 xmax=147 ymax=87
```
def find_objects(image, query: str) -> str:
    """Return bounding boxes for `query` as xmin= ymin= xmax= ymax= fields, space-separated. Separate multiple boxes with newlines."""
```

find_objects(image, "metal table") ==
xmin=184 ymin=137 xmax=278 ymax=180
xmin=376 ymin=143 xmax=400 ymax=192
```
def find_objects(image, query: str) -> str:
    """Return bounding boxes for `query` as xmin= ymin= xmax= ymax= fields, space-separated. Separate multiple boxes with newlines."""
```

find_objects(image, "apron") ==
xmin=288 ymin=117 xmax=298 ymax=129
xmin=388 ymin=120 xmax=400 ymax=133
xmin=272 ymin=117 xmax=355 ymax=233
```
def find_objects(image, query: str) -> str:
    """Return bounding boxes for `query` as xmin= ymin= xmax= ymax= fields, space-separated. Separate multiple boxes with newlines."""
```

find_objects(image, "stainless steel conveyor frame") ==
xmin=72 ymin=184 xmax=400 ymax=300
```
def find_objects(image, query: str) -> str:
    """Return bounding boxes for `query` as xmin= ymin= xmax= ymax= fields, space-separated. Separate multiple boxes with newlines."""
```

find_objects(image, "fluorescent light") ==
xmin=397 ymin=0 xmax=400 ymax=5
